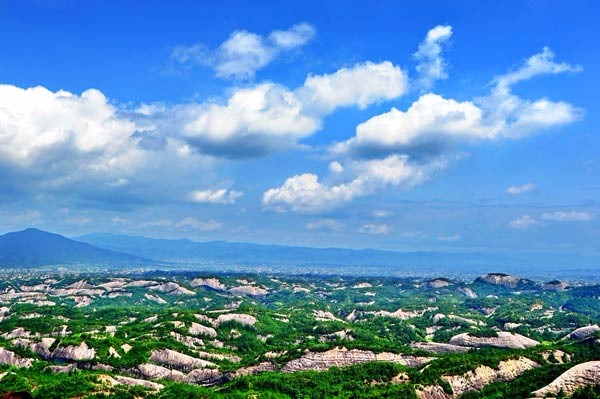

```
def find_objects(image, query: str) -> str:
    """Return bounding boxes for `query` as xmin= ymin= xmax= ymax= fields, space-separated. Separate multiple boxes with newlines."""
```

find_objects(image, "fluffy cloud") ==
xmin=358 ymin=223 xmax=391 ymax=235
xmin=509 ymin=215 xmax=540 ymax=230
xmin=507 ymin=183 xmax=537 ymax=195
xmin=187 ymin=188 xmax=243 ymax=204
xmin=171 ymin=23 xmax=316 ymax=80
xmin=414 ymin=25 xmax=453 ymax=90
xmin=182 ymin=83 xmax=319 ymax=157
xmin=181 ymin=61 xmax=407 ymax=157
xmin=262 ymin=155 xmax=446 ymax=213
xmin=334 ymin=93 xmax=486 ymax=156
xmin=335 ymin=48 xmax=582 ymax=157
xmin=298 ymin=61 xmax=408 ymax=113
xmin=0 ymin=85 xmax=141 ymax=170
xmin=541 ymin=211 xmax=593 ymax=222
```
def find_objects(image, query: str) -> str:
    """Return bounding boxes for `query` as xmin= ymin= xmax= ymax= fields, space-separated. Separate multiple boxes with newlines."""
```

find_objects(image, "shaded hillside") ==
xmin=0 ymin=228 xmax=149 ymax=267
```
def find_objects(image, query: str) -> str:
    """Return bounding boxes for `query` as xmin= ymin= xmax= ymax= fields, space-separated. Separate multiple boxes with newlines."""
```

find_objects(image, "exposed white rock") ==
xmin=107 ymin=375 xmax=164 ymax=391
xmin=151 ymin=282 xmax=195 ymax=295
xmin=150 ymin=349 xmax=216 ymax=370
xmin=108 ymin=347 xmax=121 ymax=359
xmin=353 ymin=282 xmax=372 ymax=289
xmin=0 ymin=347 xmax=33 ymax=367
xmin=282 ymin=347 xmax=432 ymax=372
xmin=228 ymin=285 xmax=268 ymax=296
xmin=52 ymin=341 xmax=96 ymax=361
xmin=564 ymin=325 xmax=600 ymax=340
xmin=449 ymin=332 xmax=539 ymax=349
xmin=185 ymin=368 xmax=223 ymax=385
xmin=189 ymin=322 xmax=218 ymax=338
xmin=136 ymin=363 xmax=186 ymax=381
xmin=126 ymin=280 xmax=158 ymax=288
xmin=190 ymin=277 xmax=227 ymax=291
xmin=410 ymin=342 xmax=471 ymax=354
xmin=144 ymin=293 xmax=167 ymax=304
xmin=532 ymin=361 xmax=600 ymax=397
xmin=313 ymin=310 xmax=344 ymax=322
xmin=216 ymin=313 xmax=257 ymax=326
xmin=457 ymin=287 xmax=478 ymax=298
xmin=443 ymin=357 xmax=539 ymax=396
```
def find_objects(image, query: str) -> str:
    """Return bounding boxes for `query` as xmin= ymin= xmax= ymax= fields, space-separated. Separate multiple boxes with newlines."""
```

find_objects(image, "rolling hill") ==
xmin=0 ymin=228 xmax=150 ymax=267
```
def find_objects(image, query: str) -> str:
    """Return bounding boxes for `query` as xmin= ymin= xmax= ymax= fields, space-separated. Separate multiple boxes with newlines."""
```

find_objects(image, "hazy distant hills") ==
xmin=0 ymin=228 xmax=148 ymax=267
xmin=76 ymin=232 xmax=495 ymax=271
xmin=0 ymin=229 xmax=595 ymax=281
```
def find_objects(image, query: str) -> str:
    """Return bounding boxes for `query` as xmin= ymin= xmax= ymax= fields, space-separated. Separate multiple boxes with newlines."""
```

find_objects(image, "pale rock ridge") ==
xmin=0 ymin=347 xmax=33 ymax=367
xmin=189 ymin=322 xmax=218 ymax=338
xmin=281 ymin=347 xmax=432 ymax=372
xmin=564 ymin=325 xmax=600 ymax=340
xmin=150 ymin=349 xmax=216 ymax=371
xmin=449 ymin=332 xmax=539 ymax=349
xmin=410 ymin=342 xmax=471 ymax=354
xmin=532 ymin=361 xmax=600 ymax=397
xmin=150 ymin=282 xmax=195 ymax=295
xmin=443 ymin=357 xmax=539 ymax=396
xmin=216 ymin=313 xmax=257 ymax=326
xmin=51 ymin=341 xmax=96 ymax=361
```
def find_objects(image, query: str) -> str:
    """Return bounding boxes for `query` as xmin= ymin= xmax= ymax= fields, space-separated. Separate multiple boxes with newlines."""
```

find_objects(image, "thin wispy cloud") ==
xmin=171 ymin=23 xmax=316 ymax=80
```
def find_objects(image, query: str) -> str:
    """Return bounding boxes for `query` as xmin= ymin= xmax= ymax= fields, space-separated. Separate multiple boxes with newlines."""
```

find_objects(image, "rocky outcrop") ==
xmin=234 ymin=362 xmax=276 ymax=377
xmin=373 ymin=308 xmax=432 ymax=320
xmin=186 ymin=368 xmax=224 ymax=385
xmin=449 ymin=332 xmax=539 ymax=349
xmin=313 ymin=310 xmax=344 ymax=322
xmin=542 ymin=280 xmax=569 ymax=291
xmin=425 ymin=278 xmax=452 ymax=289
xmin=281 ymin=347 xmax=431 ymax=372
xmin=0 ymin=348 xmax=33 ymax=367
xmin=190 ymin=278 xmax=227 ymax=291
xmin=150 ymin=282 xmax=195 ymax=295
xmin=51 ymin=341 xmax=95 ymax=361
xmin=135 ymin=363 xmax=186 ymax=381
xmin=474 ymin=273 xmax=535 ymax=289
xmin=228 ymin=285 xmax=268 ymax=297
xmin=149 ymin=349 xmax=216 ymax=371
xmin=216 ymin=313 xmax=257 ymax=326
xmin=29 ymin=338 xmax=55 ymax=358
xmin=443 ymin=357 xmax=538 ymax=396
xmin=144 ymin=293 xmax=167 ymax=304
xmin=189 ymin=322 xmax=218 ymax=338
xmin=564 ymin=325 xmax=600 ymax=340
xmin=416 ymin=385 xmax=450 ymax=399
xmin=457 ymin=287 xmax=478 ymax=298
xmin=410 ymin=342 xmax=471 ymax=354
xmin=103 ymin=374 xmax=164 ymax=391
xmin=532 ymin=361 xmax=600 ymax=397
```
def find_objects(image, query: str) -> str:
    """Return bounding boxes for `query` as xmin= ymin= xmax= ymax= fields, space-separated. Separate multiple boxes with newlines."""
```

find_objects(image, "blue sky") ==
xmin=0 ymin=0 xmax=599 ymax=261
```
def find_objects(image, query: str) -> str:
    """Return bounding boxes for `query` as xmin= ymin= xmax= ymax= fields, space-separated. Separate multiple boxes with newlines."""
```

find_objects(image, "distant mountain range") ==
xmin=0 ymin=228 xmax=148 ymax=267
xmin=0 ymin=229 xmax=596 ymax=281
xmin=75 ymin=232 xmax=492 ymax=270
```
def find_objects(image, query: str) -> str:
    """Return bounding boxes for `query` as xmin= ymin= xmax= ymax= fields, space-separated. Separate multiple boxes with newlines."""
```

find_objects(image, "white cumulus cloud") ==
xmin=171 ymin=23 xmax=316 ymax=80
xmin=262 ymin=155 xmax=446 ymax=213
